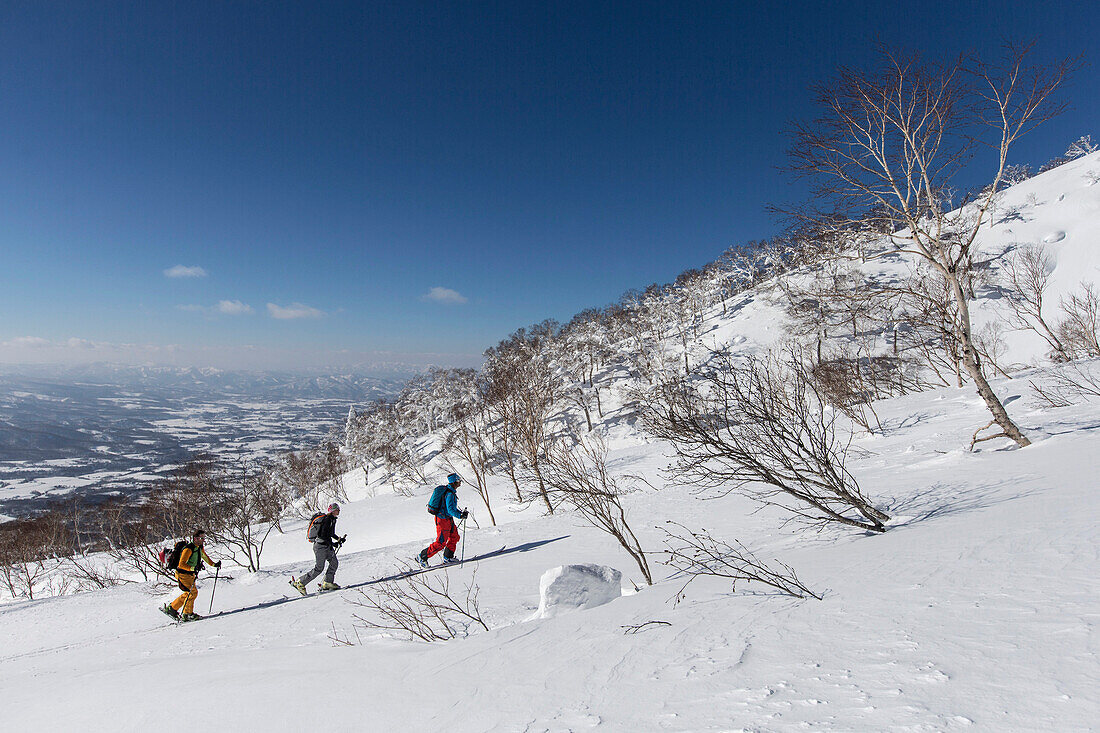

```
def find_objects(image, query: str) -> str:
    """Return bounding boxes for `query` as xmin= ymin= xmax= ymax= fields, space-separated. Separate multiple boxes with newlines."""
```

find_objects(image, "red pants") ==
xmin=424 ymin=516 xmax=460 ymax=559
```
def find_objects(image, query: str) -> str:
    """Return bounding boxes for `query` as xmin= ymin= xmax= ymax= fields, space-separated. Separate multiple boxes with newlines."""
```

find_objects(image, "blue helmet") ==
xmin=447 ymin=473 xmax=461 ymax=485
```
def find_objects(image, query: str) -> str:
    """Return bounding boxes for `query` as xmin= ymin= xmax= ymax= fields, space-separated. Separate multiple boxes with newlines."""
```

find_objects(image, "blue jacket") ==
xmin=429 ymin=484 xmax=463 ymax=519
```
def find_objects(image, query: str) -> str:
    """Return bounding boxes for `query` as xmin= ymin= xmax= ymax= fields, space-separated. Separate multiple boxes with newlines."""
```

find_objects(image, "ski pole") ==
xmin=208 ymin=565 xmax=220 ymax=615
xmin=461 ymin=515 xmax=467 ymax=562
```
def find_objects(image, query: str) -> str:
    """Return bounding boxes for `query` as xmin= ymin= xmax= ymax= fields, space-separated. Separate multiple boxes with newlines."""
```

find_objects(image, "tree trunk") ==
xmin=948 ymin=271 xmax=1032 ymax=447
xmin=532 ymin=457 xmax=554 ymax=514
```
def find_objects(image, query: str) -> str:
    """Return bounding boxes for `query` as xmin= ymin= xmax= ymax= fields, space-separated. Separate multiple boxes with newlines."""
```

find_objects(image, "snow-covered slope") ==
xmin=2 ymin=155 xmax=1099 ymax=731
xmin=921 ymin=152 xmax=1100 ymax=366
xmin=2 ymin=369 xmax=1098 ymax=730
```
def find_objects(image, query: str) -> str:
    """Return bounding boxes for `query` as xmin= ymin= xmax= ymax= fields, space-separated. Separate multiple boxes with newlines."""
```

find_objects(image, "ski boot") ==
xmin=318 ymin=581 xmax=341 ymax=592
xmin=289 ymin=577 xmax=307 ymax=596
xmin=441 ymin=554 xmax=461 ymax=565
xmin=415 ymin=552 xmax=429 ymax=569
xmin=180 ymin=612 xmax=203 ymax=622
xmin=160 ymin=604 xmax=180 ymax=620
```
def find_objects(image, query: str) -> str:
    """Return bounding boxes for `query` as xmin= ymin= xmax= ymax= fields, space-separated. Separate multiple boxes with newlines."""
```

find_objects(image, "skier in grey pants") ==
xmin=290 ymin=503 xmax=346 ymax=594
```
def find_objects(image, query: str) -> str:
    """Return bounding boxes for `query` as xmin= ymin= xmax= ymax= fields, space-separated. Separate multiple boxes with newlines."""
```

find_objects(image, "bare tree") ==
xmin=100 ymin=499 xmax=176 ymax=584
xmin=1029 ymin=360 xmax=1100 ymax=408
xmin=1058 ymin=282 xmax=1100 ymax=358
xmin=276 ymin=441 xmax=352 ymax=512
xmin=349 ymin=567 xmax=489 ymax=642
xmin=642 ymin=350 xmax=890 ymax=532
xmin=541 ymin=433 xmax=653 ymax=585
xmin=972 ymin=319 xmax=1013 ymax=379
xmin=64 ymin=554 xmax=128 ymax=591
xmin=786 ymin=44 xmax=1077 ymax=448
xmin=484 ymin=323 xmax=564 ymax=513
xmin=808 ymin=347 xmax=893 ymax=432
xmin=0 ymin=517 xmax=65 ymax=599
xmin=443 ymin=392 xmax=499 ymax=526
xmin=208 ymin=459 xmax=290 ymax=572
xmin=1002 ymin=243 xmax=1069 ymax=360
xmin=480 ymin=350 xmax=528 ymax=503
xmin=661 ymin=521 xmax=821 ymax=602
xmin=98 ymin=456 xmax=230 ymax=584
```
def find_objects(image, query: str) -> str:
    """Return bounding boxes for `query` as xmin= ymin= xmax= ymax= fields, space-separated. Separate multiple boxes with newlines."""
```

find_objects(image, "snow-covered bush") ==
xmin=1065 ymin=134 xmax=1096 ymax=159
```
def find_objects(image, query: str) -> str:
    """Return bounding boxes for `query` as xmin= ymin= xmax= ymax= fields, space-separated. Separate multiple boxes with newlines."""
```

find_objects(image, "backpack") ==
xmin=307 ymin=512 xmax=327 ymax=541
xmin=160 ymin=540 xmax=188 ymax=574
xmin=427 ymin=485 xmax=453 ymax=515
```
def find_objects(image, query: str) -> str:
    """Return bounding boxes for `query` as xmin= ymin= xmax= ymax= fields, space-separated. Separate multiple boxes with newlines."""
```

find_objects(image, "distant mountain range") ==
xmin=0 ymin=364 xmax=411 ymax=400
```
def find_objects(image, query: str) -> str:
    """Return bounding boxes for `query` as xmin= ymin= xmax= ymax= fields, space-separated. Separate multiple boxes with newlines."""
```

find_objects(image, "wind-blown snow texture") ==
xmin=2 ymin=154 xmax=1099 ymax=730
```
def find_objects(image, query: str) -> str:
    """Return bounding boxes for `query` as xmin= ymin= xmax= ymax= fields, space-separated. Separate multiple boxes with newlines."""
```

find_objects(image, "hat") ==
xmin=447 ymin=473 xmax=461 ymax=485
xmin=328 ymin=503 xmax=341 ymax=513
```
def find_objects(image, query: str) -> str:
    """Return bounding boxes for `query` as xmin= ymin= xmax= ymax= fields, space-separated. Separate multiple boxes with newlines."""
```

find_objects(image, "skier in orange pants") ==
xmin=163 ymin=529 xmax=220 ymax=622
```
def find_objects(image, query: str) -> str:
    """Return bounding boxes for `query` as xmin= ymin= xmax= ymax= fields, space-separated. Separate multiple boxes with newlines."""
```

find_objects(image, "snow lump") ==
xmin=530 ymin=564 xmax=622 ymax=620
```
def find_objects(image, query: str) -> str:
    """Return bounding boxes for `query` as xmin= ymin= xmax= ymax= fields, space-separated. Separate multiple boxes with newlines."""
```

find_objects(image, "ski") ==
xmin=164 ymin=612 xmax=221 ymax=624
xmin=400 ymin=545 xmax=508 ymax=578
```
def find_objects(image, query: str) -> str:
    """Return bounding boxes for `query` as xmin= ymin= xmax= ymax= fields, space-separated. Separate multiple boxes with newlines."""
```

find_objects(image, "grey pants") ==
xmin=299 ymin=543 xmax=338 ymax=585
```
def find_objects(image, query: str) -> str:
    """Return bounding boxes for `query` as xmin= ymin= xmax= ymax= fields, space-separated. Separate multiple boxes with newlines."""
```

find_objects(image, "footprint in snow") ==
xmin=1043 ymin=231 xmax=1066 ymax=243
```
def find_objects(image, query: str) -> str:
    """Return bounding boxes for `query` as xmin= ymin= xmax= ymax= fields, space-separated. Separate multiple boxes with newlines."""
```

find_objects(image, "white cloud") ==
xmin=267 ymin=302 xmax=325 ymax=320
xmin=164 ymin=265 xmax=208 ymax=278
xmin=177 ymin=301 xmax=254 ymax=317
xmin=4 ymin=336 xmax=52 ymax=348
xmin=423 ymin=287 xmax=468 ymax=305
xmin=216 ymin=300 xmax=254 ymax=315
xmin=1 ymin=336 xmax=111 ymax=352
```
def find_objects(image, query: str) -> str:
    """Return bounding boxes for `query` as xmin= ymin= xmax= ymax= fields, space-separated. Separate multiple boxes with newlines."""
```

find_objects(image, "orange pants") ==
xmin=171 ymin=572 xmax=199 ymax=614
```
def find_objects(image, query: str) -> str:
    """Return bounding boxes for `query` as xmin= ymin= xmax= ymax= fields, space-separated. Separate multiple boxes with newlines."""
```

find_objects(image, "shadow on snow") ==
xmin=209 ymin=535 xmax=570 ymax=620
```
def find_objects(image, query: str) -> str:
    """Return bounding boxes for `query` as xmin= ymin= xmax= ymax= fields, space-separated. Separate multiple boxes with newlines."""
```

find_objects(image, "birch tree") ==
xmin=786 ymin=43 xmax=1076 ymax=447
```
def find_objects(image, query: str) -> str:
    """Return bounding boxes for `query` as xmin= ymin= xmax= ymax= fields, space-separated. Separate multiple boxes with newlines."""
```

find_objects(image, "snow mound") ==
xmin=530 ymin=564 xmax=622 ymax=620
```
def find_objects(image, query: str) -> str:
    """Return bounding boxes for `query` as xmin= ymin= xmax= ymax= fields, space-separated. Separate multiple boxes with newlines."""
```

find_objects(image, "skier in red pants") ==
xmin=417 ymin=474 xmax=468 ymax=567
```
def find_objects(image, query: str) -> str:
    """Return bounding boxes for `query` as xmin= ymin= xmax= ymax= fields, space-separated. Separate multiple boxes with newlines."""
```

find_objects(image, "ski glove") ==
xmin=460 ymin=510 xmax=469 ymax=520
xmin=214 ymin=561 xmax=222 ymax=569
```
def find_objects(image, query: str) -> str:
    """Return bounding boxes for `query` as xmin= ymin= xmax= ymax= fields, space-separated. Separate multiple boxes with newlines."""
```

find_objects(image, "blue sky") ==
xmin=0 ymin=1 xmax=1096 ymax=371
